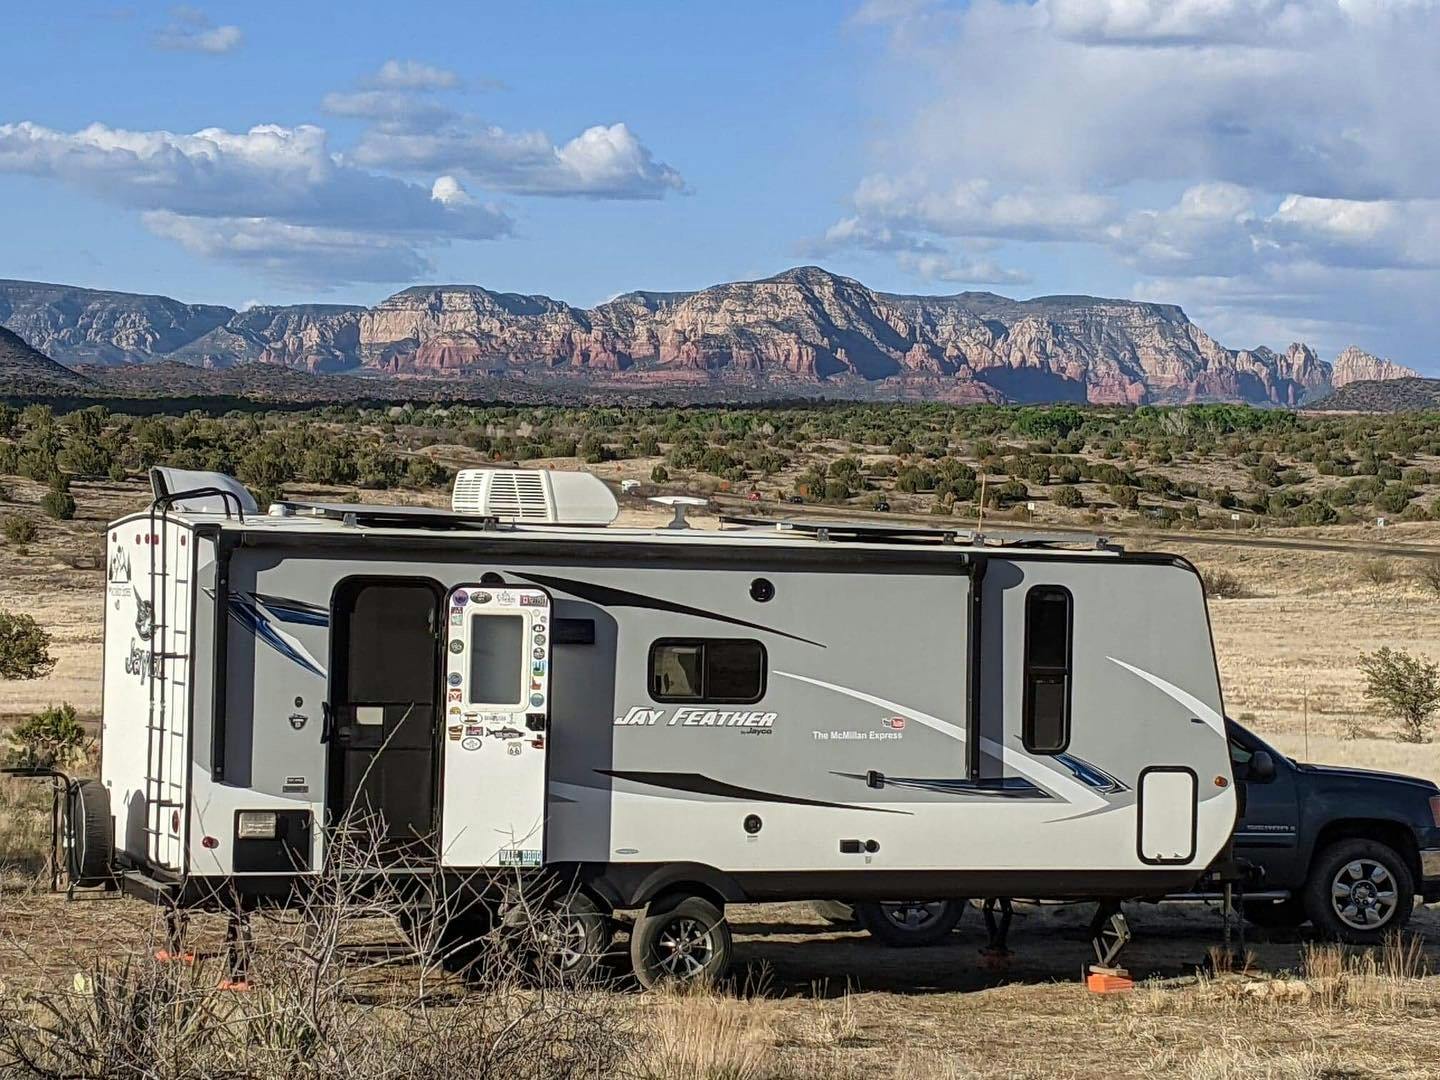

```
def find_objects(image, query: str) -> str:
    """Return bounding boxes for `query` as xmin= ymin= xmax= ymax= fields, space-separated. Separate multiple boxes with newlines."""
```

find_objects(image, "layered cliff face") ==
xmin=1331 ymin=345 xmax=1417 ymax=388
xmin=0 ymin=269 xmax=1418 ymax=405
xmin=0 ymin=279 xmax=230 ymax=365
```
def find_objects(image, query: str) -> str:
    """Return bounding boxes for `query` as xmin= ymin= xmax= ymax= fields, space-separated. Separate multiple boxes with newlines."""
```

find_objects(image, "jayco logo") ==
xmin=614 ymin=706 xmax=778 ymax=729
xmin=124 ymin=639 xmax=156 ymax=684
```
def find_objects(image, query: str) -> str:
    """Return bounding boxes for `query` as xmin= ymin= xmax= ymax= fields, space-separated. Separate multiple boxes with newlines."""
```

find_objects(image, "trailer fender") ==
xmin=580 ymin=861 xmax=745 ymax=911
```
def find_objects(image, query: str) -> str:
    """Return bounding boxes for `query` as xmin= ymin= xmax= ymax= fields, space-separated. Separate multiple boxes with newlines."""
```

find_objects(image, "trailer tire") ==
xmin=65 ymin=779 xmax=113 ymax=888
xmin=1302 ymin=838 xmax=1414 ymax=945
xmin=630 ymin=893 xmax=731 ymax=989
xmin=856 ymin=900 xmax=965 ymax=947
xmin=530 ymin=891 xmax=609 ymax=983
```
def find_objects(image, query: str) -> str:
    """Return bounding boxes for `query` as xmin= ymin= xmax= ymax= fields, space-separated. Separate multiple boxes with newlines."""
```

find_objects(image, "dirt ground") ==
xmin=7 ymin=476 xmax=1440 ymax=1077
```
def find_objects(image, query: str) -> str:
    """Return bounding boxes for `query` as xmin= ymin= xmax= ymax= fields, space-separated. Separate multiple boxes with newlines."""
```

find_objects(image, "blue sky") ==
xmin=2 ymin=1 xmax=1437 ymax=369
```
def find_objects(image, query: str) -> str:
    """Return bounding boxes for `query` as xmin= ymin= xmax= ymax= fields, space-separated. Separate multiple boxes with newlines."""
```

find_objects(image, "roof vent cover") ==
xmin=452 ymin=469 xmax=618 ymax=525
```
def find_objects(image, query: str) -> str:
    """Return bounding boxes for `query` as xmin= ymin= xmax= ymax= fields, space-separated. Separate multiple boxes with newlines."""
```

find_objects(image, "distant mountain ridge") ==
xmin=0 ymin=268 xmax=1416 ymax=406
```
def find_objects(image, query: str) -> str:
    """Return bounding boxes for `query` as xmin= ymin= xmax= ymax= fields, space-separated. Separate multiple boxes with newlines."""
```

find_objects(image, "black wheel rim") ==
xmin=880 ymin=901 xmax=948 ymax=930
xmin=655 ymin=916 xmax=716 ymax=980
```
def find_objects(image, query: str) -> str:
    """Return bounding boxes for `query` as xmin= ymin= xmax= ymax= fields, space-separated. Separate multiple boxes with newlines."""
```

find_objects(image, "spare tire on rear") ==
xmin=66 ymin=779 xmax=114 ymax=887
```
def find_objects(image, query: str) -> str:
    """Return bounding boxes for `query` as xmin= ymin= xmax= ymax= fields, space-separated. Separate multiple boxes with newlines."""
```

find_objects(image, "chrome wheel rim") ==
xmin=553 ymin=915 xmax=590 ymax=970
xmin=1331 ymin=859 xmax=1398 ymax=930
xmin=881 ymin=901 xmax=949 ymax=931
xmin=655 ymin=917 xmax=715 ymax=979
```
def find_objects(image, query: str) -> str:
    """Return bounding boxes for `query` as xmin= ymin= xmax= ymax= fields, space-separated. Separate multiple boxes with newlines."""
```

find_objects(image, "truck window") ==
xmin=649 ymin=639 xmax=766 ymax=703
xmin=1023 ymin=586 xmax=1071 ymax=754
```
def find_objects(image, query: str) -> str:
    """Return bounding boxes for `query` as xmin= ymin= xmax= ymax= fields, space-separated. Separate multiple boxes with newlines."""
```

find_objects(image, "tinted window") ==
xmin=649 ymin=639 xmax=766 ymax=703
xmin=1023 ymin=586 xmax=1071 ymax=754
xmin=468 ymin=614 xmax=523 ymax=705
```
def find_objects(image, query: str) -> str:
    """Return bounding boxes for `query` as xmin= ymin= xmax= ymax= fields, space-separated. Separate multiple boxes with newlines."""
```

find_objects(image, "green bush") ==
xmin=0 ymin=608 xmax=56 ymax=680
xmin=650 ymin=465 xmax=669 ymax=484
xmin=42 ymin=486 xmax=76 ymax=521
xmin=1053 ymin=485 xmax=1084 ymax=508
xmin=2 ymin=515 xmax=37 ymax=543
xmin=4 ymin=703 xmax=86 ymax=769
xmin=1360 ymin=647 xmax=1440 ymax=743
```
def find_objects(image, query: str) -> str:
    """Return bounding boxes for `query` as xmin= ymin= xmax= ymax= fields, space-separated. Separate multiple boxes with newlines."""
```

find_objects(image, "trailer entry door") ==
xmin=438 ymin=584 xmax=552 ymax=869
xmin=328 ymin=579 xmax=442 ymax=863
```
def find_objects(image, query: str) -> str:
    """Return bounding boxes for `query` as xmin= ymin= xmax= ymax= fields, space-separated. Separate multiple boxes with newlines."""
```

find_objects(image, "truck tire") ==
xmin=856 ymin=899 xmax=965 ymax=947
xmin=629 ymin=893 xmax=732 ymax=989
xmin=1302 ymin=838 xmax=1414 ymax=945
xmin=65 ymin=779 xmax=113 ymax=887
xmin=1241 ymin=897 xmax=1307 ymax=929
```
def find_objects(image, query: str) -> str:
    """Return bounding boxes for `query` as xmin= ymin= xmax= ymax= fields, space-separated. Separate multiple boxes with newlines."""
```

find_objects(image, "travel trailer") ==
xmin=77 ymin=466 xmax=1237 ymax=985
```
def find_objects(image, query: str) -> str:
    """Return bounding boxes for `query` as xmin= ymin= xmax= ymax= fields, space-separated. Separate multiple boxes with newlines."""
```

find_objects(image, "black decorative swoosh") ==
xmin=516 ymin=572 xmax=825 ymax=647
xmin=833 ymin=771 xmax=1052 ymax=800
xmin=597 ymin=770 xmax=909 ymax=814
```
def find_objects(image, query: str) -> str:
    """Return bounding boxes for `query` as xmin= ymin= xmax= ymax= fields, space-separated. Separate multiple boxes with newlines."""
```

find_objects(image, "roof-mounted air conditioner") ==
xmin=451 ymin=469 xmax=619 ymax=525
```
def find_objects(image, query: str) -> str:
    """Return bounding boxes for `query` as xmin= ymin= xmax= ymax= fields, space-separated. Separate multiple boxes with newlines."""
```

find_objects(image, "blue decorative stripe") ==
xmin=224 ymin=594 xmax=328 ymax=678
xmin=251 ymin=592 xmax=330 ymax=627
xmin=1054 ymin=753 xmax=1129 ymax=794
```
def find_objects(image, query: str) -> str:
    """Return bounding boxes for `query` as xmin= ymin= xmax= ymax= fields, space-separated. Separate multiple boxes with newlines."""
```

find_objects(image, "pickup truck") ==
xmin=820 ymin=719 xmax=1440 ymax=947
xmin=1225 ymin=718 xmax=1440 ymax=943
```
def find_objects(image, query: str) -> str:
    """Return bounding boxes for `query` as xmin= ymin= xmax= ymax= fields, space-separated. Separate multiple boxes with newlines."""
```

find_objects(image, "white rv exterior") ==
xmin=97 ymin=469 xmax=1237 ymax=975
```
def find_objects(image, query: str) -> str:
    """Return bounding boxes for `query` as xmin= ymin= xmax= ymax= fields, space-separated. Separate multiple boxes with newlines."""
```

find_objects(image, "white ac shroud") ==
xmin=451 ymin=469 xmax=618 ymax=525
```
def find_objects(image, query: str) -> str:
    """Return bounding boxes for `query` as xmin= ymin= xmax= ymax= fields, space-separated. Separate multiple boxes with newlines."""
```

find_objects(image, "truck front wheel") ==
xmin=1302 ymin=838 xmax=1414 ymax=945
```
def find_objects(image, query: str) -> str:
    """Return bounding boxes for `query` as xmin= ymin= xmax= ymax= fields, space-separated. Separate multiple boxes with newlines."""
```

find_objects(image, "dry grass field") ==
xmin=6 ymin=474 xmax=1440 ymax=1077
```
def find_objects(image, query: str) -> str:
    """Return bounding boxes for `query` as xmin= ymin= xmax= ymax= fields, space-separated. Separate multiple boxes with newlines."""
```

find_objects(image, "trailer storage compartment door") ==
xmin=439 ymin=584 xmax=551 ymax=868
xmin=1138 ymin=767 xmax=1197 ymax=864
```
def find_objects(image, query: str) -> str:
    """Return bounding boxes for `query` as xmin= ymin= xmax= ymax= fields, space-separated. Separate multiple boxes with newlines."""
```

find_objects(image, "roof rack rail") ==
xmin=718 ymin=515 xmax=1122 ymax=552
xmin=269 ymin=500 xmax=504 ymax=531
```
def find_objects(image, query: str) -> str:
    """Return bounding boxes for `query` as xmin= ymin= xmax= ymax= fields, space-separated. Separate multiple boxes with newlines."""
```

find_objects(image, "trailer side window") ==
xmin=649 ymin=639 xmax=766 ymax=703
xmin=1023 ymin=586 xmax=1071 ymax=754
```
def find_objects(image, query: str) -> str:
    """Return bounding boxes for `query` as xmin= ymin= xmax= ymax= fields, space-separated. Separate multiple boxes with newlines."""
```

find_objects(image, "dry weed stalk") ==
xmin=0 ymin=811 xmax=633 ymax=1079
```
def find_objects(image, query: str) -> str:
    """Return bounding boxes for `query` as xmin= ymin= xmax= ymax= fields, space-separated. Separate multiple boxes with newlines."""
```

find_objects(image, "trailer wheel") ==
xmin=630 ymin=893 xmax=732 ymax=989
xmin=856 ymin=899 xmax=965 ymax=947
xmin=1302 ymin=838 xmax=1414 ymax=945
xmin=531 ymin=891 xmax=609 ymax=983
xmin=65 ymin=779 xmax=113 ymax=888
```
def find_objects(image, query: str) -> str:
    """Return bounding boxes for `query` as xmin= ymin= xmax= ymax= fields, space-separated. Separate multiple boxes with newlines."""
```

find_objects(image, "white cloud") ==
xmin=322 ymin=90 xmax=453 ymax=133
xmin=896 ymin=251 xmax=1031 ymax=286
xmin=839 ymin=0 xmax=1440 ymax=360
xmin=144 ymin=212 xmax=435 ymax=284
xmin=354 ymin=120 xmax=686 ymax=199
xmin=370 ymin=59 xmax=461 ymax=91
xmin=0 ymin=121 xmax=510 ymax=285
xmin=154 ymin=7 xmax=243 ymax=54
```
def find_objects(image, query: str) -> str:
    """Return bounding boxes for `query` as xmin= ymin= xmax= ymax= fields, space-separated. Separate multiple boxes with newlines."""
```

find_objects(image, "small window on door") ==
xmin=1023 ymin=586 xmax=1072 ymax=754
xmin=468 ymin=614 xmax=524 ymax=705
xmin=649 ymin=639 xmax=766 ymax=703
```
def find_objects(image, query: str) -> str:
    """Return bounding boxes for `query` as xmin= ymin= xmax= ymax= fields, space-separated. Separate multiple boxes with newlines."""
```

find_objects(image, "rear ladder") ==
xmin=141 ymin=507 xmax=191 ymax=872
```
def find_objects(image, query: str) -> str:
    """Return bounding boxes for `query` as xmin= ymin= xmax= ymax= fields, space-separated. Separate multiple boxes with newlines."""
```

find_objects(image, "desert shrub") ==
xmin=1200 ymin=569 xmax=1248 ymax=599
xmin=1418 ymin=560 xmax=1440 ymax=598
xmin=0 ymin=820 xmax=637 ymax=1078
xmin=2 ymin=514 xmax=37 ymax=543
xmin=0 ymin=608 xmax=56 ymax=680
xmin=1360 ymin=558 xmax=1396 ymax=586
xmin=41 ymin=478 xmax=76 ymax=521
xmin=1053 ymin=484 xmax=1084 ymax=508
xmin=1360 ymin=646 xmax=1440 ymax=743
xmin=650 ymin=464 xmax=669 ymax=484
xmin=4 ymin=703 xmax=86 ymax=769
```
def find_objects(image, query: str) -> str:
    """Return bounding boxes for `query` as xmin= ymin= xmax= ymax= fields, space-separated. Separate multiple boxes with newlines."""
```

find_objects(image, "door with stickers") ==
xmin=439 ymin=583 xmax=552 ymax=869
